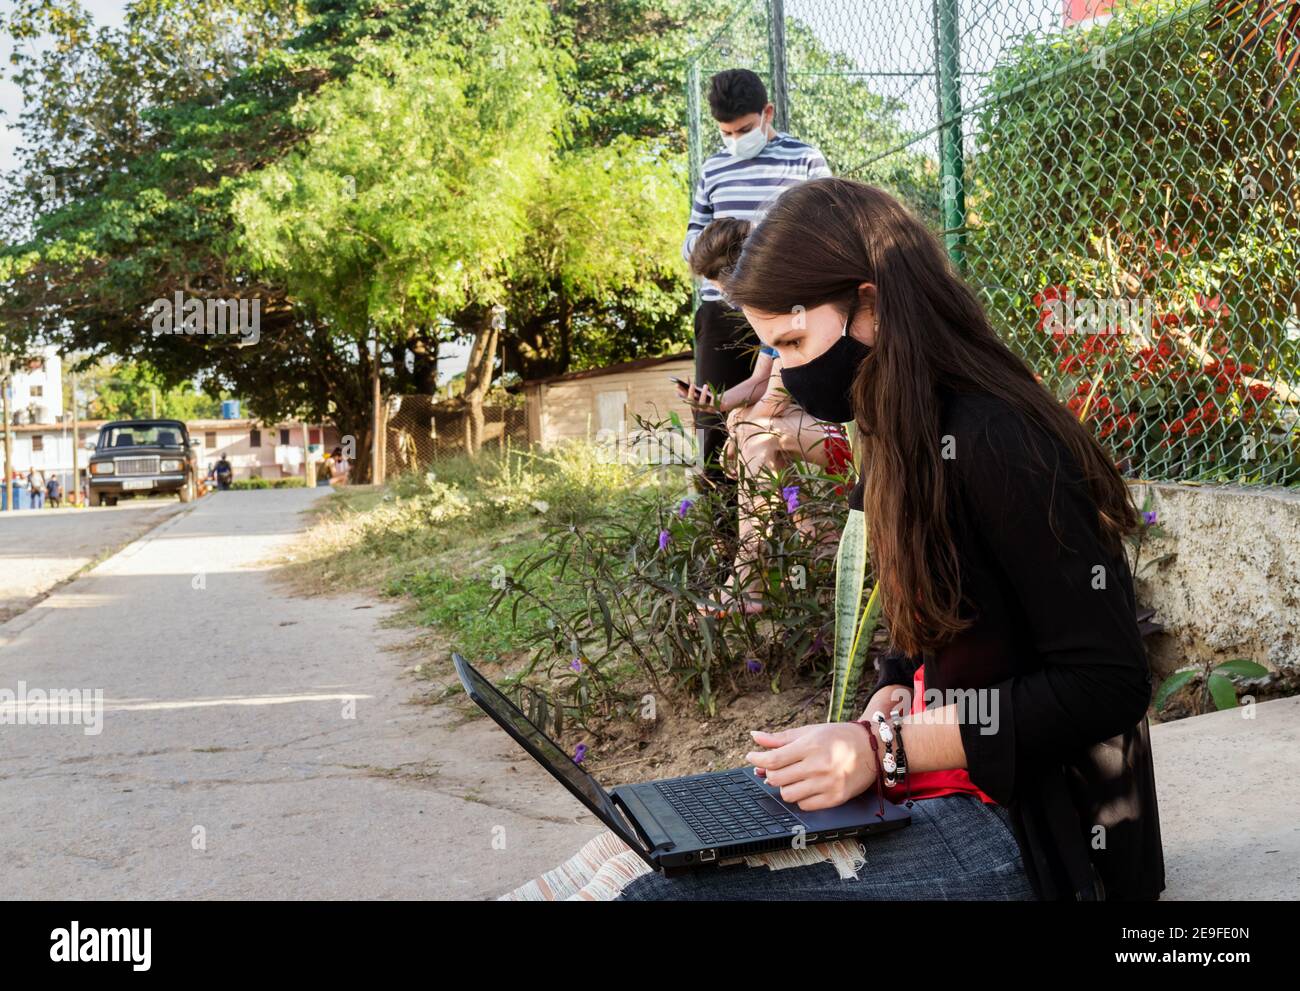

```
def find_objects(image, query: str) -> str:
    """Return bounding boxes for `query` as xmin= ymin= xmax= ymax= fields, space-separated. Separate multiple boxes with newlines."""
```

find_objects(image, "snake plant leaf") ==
xmin=846 ymin=582 xmax=882 ymax=705
xmin=828 ymin=507 xmax=869 ymax=723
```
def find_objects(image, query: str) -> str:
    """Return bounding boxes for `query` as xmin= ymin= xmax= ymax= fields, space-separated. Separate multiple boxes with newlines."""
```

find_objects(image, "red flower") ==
xmin=1033 ymin=284 xmax=1071 ymax=306
xmin=1248 ymin=384 xmax=1272 ymax=402
xmin=1195 ymin=294 xmax=1228 ymax=321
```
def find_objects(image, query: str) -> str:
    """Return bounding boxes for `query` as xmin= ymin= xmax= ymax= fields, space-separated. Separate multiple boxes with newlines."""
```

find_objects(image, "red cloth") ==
xmin=895 ymin=663 xmax=998 ymax=804
xmin=821 ymin=426 xmax=853 ymax=476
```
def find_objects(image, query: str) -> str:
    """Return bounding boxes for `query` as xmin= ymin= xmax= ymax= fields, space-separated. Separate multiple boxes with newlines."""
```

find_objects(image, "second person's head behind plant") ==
xmin=719 ymin=176 xmax=1138 ymax=656
xmin=689 ymin=217 xmax=752 ymax=283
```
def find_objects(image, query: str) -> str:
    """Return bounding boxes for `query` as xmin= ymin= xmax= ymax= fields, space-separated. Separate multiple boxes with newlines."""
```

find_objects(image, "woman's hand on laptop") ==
xmin=745 ymin=723 xmax=880 ymax=811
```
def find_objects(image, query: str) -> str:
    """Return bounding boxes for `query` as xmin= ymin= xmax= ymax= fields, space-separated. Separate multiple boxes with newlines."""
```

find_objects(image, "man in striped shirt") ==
xmin=682 ymin=68 xmax=832 ymax=504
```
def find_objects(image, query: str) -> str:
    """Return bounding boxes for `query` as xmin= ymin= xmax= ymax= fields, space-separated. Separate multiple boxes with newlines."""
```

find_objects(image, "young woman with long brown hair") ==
xmin=608 ymin=178 xmax=1166 ymax=901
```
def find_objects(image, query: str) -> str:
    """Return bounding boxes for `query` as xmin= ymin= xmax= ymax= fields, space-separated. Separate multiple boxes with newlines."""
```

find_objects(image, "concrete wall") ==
xmin=1131 ymin=482 xmax=1300 ymax=676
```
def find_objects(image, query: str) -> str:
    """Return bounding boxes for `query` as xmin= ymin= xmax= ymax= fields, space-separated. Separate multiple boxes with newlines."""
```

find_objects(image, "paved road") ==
xmin=0 ymin=489 xmax=600 ymax=899
xmin=0 ymin=500 xmax=186 ymax=622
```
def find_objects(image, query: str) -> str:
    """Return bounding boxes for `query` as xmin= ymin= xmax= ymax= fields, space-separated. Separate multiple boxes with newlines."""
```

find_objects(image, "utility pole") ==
xmin=70 ymin=367 xmax=81 ymax=507
xmin=1 ymin=354 xmax=12 ymax=512
xmin=302 ymin=420 xmax=315 ymax=487
xmin=370 ymin=329 xmax=384 ymax=486
xmin=150 ymin=386 xmax=158 ymax=419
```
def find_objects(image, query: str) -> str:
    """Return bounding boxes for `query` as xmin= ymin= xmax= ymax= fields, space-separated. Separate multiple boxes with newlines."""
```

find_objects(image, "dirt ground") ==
xmin=417 ymin=648 xmax=840 ymax=788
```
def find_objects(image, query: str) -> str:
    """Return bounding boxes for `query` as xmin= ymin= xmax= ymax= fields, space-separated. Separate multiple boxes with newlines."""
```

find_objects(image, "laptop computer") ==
xmin=453 ymin=653 xmax=911 ymax=876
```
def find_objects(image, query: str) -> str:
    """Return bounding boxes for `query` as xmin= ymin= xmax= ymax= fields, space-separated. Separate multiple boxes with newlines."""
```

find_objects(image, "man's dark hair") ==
xmin=707 ymin=69 xmax=768 ymax=122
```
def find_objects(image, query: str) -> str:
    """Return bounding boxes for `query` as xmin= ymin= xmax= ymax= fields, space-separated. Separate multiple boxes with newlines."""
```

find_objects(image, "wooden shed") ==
xmin=518 ymin=352 xmax=697 ymax=450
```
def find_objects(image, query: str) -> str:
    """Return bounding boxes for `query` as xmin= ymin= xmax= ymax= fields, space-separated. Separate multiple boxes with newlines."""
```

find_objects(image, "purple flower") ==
xmin=569 ymin=657 xmax=583 ymax=673
xmin=678 ymin=498 xmax=694 ymax=518
xmin=782 ymin=485 xmax=800 ymax=513
xmin=657 ymin=529 xmax=670 ymax=551
xmin=1143 ymin=510 xmax=1158 ymax=526
xmin=745 ymin=658 xmax=763 ymax=674
xmin=573 ymin=743 xmax=588 ymax=764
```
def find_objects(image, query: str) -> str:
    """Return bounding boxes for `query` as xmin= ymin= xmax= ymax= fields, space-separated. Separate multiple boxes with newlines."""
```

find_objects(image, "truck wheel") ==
xmin=179 ymin=478 xmax=193 ymax=503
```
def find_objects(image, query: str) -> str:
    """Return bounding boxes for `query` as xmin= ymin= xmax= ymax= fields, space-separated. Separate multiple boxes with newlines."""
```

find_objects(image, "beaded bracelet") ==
xmin=871 ymin=711 xmax=898 ymax=786
xmin=889 ymin=710 xmax=915 ymax=809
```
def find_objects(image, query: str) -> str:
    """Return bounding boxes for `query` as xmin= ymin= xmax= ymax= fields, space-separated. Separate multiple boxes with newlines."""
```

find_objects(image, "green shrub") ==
xmin=493 ymin=416 xmax=856 ymax=718
xmin=970 ymin=0 xmax=1300 ymax=483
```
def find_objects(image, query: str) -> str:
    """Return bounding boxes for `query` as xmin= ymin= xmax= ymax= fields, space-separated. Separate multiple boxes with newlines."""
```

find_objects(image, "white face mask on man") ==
xmin=722 ymin=112 xmax=771 ymax=159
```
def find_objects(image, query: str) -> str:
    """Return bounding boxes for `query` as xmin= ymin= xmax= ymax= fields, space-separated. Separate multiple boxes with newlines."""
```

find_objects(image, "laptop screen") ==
xmin=453 ymin=655 xmax=642 ymax=850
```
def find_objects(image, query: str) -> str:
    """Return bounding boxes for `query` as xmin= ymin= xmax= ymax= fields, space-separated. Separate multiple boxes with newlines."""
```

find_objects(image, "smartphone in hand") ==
xmin=671 ymin=376 xmax=716 ymax=409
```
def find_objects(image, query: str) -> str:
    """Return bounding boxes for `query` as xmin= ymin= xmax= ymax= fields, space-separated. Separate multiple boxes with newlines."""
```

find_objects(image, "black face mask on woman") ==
xmin=779 ymin=316 xmax=872 ymax=424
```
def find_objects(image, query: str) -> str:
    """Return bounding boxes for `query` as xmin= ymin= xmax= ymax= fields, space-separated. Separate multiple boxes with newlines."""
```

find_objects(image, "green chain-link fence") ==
xmin=686 ymin=0 xmax=1300 ymax=484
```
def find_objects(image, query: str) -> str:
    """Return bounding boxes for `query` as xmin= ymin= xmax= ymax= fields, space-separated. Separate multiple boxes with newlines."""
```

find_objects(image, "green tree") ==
xmin=78 ymin=359 xmax=225 ymax=420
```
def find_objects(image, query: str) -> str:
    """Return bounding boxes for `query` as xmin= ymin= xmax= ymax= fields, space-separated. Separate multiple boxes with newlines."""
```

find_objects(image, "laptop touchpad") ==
xmin=756 ymin=795 xmax=788 ymax=816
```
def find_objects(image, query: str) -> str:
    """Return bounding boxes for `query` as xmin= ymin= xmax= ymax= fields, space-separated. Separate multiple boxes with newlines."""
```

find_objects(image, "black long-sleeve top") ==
xmin=851 ymin=390 xmax=1166 ymax=901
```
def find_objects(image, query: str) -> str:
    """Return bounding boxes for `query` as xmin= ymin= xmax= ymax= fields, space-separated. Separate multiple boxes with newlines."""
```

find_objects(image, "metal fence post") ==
xmin=767 ymin=0 xmax=790 ymax=131
xmin=687 ymin=57 xmax=702 ymax=193
xmin=933 ymin=0 xmax=967 ymax=273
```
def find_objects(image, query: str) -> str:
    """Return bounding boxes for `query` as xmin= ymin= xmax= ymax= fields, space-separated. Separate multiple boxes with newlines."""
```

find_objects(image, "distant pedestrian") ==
xmin=214 ymin=454 xmax=233 ymax=490
xmin=27 ymin=470 xmax=43 ymax=510
xmin=46 ymin=475 xmax=62 ymax=509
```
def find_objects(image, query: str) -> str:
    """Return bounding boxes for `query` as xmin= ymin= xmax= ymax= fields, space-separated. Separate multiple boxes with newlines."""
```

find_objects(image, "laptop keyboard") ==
xmin=655 ymin=771 xmax=803 ymax=846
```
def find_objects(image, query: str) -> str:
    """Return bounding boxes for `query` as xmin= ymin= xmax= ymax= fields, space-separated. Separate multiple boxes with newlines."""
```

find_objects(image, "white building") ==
xmin=9 ymin=346 xmax=63 ymax=425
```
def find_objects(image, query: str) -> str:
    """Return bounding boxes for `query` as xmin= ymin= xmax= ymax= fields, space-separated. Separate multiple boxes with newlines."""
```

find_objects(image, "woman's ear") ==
xmin=852 ymin=282 xmax=878 ymax=345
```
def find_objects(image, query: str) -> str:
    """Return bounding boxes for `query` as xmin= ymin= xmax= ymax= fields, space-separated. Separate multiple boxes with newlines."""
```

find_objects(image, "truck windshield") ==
xmin=99 ymin=424 xmax=186 ymax=450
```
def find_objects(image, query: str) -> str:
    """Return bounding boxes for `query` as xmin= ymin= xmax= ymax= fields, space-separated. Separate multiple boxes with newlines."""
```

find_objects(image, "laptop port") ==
xmin=700 ymin=849 xmax=717 ymax=862
xmin=823 ymin=832 xmax=840 ymax=841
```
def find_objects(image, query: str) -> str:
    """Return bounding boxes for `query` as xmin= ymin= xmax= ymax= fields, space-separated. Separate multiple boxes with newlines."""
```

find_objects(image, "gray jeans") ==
xmin=616 ymin=793 xmax=1039 ymax=901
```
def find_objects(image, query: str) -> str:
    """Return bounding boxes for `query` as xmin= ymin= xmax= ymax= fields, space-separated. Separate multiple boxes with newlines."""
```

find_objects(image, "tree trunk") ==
xmin=461 ymin=308 xmax=500 ymax=458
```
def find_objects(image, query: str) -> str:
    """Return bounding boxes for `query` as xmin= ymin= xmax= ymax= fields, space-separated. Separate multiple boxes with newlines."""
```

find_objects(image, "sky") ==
xmin=0 ymin=0 xmax=128 ymax=174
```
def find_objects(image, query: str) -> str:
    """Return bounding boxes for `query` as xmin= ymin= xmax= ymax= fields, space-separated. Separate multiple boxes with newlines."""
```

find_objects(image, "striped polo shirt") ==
xmin=682 ymin=132 xmax=832 ymax=305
